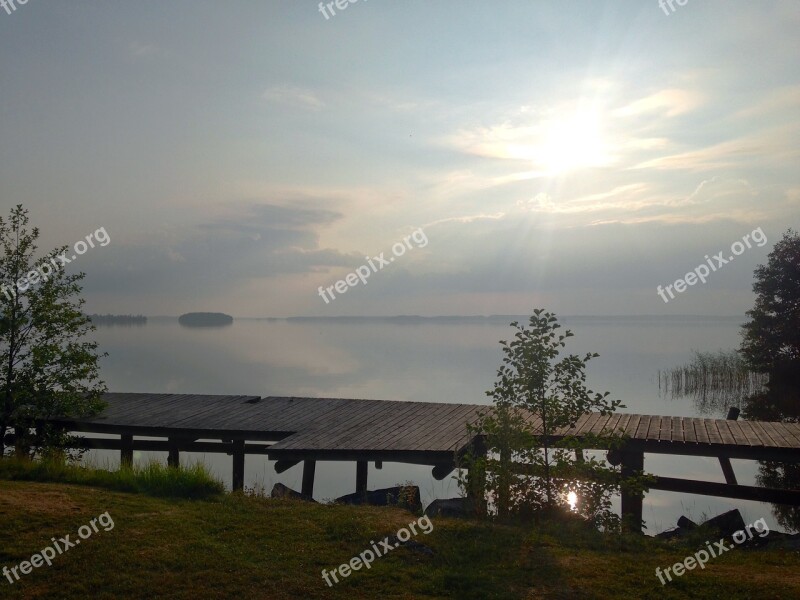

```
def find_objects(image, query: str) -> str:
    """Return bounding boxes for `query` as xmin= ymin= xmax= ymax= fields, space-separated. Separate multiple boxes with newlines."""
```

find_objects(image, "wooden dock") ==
xmin=50 ymin=393 xmax=800 ymax=528
xmin=52 ymin=393 xmax=484 ymax=494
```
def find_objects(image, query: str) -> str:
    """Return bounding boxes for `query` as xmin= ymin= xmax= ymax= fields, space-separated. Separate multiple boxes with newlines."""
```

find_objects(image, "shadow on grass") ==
xmin=411 ymin=520 xmax=566 ymax=600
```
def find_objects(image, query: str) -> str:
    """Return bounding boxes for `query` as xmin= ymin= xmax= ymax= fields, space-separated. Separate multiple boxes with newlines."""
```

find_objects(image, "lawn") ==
xmin=1 ymin=479 xmax=799 ymax=599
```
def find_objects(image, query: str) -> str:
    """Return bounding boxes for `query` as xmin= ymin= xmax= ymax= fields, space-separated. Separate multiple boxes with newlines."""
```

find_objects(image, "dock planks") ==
xmin=52 ymin=393 xmax=800 ymax=463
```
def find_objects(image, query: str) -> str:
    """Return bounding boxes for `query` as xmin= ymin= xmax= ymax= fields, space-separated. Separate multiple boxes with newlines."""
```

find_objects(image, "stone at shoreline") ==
xmin=271 ymin=483 xmax=316 ymax=502
xmin=336 ymin=485 xmax=422 ymax=512
xmin=703 ymin=509 xmax=746 ymax=539
xmin=424 ymin=497 xmax=476 ymax=519
xmin=656 ymin=509 xmax=800 ymax=550
xmin=656 ymin=511 xmax=744 ymax=541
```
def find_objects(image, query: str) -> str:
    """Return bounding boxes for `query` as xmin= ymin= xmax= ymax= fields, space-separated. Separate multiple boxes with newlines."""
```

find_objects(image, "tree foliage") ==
xmin=740 ymin=229 xmax=800 ymax=377
xmin=0 ymin=205 xmax=106 ymax=458
xmin=461 ymin=309 xmax=645 ymax=531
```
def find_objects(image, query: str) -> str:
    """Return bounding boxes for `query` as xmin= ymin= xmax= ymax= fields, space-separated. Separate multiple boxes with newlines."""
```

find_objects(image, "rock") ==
xmin=656 ymin=510 xmax=745 ymax=541
xmin=655 ymin=516 xmax=700 ymax=540
xmin=701 ymin=509 xmax=746 ymax=539
xmin=655 ymin=527 xmax=685 ymax=540
xmin=336 ymin=485 xmax=422 ymax=512
xmin=424 ymin=497 xmax=476 ymax=519
xmin=271 ymin=483 xmax=315 ymax=502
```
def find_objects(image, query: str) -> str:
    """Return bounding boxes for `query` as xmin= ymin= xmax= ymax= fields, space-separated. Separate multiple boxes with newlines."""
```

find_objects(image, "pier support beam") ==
xmin=620 ymin=449 xmax=645 ymax=533
xmin=432 ymin=464 xmax=455 ymax=480
xmin=120 ymin=434 xmax=133 ymax=468
xmin=356 ymin=461 xmax=368 ymax=496
xmin=465 ymin=436 xmax=487 ymax=517
xmin=718 ymin=407 xmax=740 ymax=485
xmin=301 ymin=460 xmax=316 ymax=498
xmin=167 ymin=438 xmax=180 ymax=468
xmin=274 ymin=459 xmax=300 ymax=473
xmin=232 ymin=439 xmax=245 ymax=492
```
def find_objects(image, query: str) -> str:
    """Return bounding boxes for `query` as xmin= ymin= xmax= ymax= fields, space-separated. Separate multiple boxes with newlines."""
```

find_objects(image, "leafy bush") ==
xmin=460 ymin=309 xmax=647 ymax=531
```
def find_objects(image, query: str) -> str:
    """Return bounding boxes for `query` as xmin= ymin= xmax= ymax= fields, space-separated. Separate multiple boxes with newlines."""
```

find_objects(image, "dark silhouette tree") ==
xmin=740 ymin=229 xmax=800 ymax=380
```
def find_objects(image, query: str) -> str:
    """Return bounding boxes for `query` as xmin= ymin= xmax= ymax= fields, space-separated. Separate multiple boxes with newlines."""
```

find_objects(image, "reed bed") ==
xmin=658 ymin=350 xmax=769 ymax=416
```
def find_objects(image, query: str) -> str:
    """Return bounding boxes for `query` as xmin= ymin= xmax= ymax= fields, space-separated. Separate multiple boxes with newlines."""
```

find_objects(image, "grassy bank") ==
xmin=2 ymin=477 xmax=800 ymax=599
xmin=0 ymin=457 xmax=224 ymax=499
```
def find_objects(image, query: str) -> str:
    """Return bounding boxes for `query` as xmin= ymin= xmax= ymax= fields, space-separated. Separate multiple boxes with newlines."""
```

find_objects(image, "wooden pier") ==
xmin=50 ymin=393 xmax=800 ymax=528
xmin=52 ymin=393 xmax=484 ymax=494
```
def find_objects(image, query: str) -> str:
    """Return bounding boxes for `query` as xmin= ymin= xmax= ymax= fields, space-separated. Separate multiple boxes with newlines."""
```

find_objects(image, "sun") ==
xmin=535 ymin=110 xmax=612 ymax=174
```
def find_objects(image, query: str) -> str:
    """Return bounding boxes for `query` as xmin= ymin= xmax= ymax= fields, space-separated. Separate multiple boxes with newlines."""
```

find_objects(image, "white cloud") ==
xmin=262 ymin=84 xmax=325 ymax=111
xmin=128 ymin=42 xmax=161 ymax=58
xmin=613 ymin=89 xmax=705 ymax=119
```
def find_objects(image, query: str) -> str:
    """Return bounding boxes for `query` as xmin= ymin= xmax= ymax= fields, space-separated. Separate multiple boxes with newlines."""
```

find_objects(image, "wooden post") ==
xmin=467 ymin=436 xmax=488 ymax=497
xmin=120 ymin=434 xmax=133 ymax=468
xmin=620 ymin=448 xmax=644 ymax=533
xmin=301 ymin=460 xmax=316 ymax=498
xmin=718 ymin=408 xmax=739 ymax=485
xmin=356 ymin=461 xmax=368 ymax=496
xmin=232 ymin=439 xmax=245 ymax=492
xmin=167 ymin=438 xmax=180 ymax=468
xmin=466 ymin=436 xmax=487 ymax=517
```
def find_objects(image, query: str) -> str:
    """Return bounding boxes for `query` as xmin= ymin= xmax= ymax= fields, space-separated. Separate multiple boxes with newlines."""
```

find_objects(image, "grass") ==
xmin=0 ymin=456 xmax=224 ymax=499
xmin=1 ymin=473 xmax=800 ymax=598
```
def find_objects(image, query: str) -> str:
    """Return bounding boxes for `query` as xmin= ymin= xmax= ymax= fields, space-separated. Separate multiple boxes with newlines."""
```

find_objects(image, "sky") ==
xmin=0 ymin=0 xmax=798 ymax=317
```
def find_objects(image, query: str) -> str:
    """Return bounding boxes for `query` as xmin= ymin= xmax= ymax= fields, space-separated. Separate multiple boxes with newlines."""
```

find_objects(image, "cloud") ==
xmin=733 ymin=85 xmax=800 ymax=120
xmin=613 ymin=89 xmax=705 ymax=119
xmin=82 ymin=203 xmax=357 ymax=296
xmin=262 ymin=84 xmax=325 ymax=111
xmin=421 ymin=212 xmax=506 ymax=230
xmin=631 ymin=125 xmax=800 ymax=172
xmin=128 ymin=42 xmax=161 ymax=58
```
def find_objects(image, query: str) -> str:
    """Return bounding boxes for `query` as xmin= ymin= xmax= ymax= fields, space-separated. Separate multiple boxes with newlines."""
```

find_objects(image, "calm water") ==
xmin=83 ymin=315 xmax=789 ymax=534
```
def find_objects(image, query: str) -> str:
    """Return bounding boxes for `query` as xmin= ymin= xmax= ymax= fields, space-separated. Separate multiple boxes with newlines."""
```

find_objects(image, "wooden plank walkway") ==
xmin=49 ymin=393 xmax=800 ymax=521
xmin=55 ymin=393 xmax=800 ymax=461
xmin=56 ymin=393 xmax=485 ymax=460
xmin=556 ymin=412 xmax=800 ymax=461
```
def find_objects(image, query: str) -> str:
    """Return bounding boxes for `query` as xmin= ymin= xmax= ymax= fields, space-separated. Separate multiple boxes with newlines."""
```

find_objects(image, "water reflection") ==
xmin=657 ymin=350 xmax=768 ymax=418
xmin=745 ymin=377 xmax=800 ymax=532
xmin=84 ymin=316 xmax=779 ymax=533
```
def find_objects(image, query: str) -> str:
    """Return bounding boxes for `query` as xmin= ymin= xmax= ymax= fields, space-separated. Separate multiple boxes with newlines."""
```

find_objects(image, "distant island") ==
xmin=178 ymin=312 xmax=234 ymax=327
xmin=88 ymin=314 xmax=147 ymax=326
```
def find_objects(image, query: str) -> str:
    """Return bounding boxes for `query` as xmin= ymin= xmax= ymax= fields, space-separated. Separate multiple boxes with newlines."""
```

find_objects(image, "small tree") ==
xmin=740 ymin=229 xmax=800 ymax=378
xmin=0 ymin=205 xmax=106 ymax=458
xmin=461 ymin=309 xmax=641 ymax=531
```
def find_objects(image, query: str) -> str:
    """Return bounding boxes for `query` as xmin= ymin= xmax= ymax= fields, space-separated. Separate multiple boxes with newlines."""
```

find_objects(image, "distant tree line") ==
xmin=87 ymin=314 xmax=147 ymax=326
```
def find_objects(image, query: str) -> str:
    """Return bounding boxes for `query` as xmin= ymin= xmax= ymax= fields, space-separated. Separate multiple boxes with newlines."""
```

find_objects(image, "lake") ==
xmin=83 ymin=315 xmax=789 ymax=534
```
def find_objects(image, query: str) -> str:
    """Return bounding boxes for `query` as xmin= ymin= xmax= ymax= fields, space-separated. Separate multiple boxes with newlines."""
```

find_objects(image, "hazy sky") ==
xmin=1 ymin=1 xmax=798 ymax=316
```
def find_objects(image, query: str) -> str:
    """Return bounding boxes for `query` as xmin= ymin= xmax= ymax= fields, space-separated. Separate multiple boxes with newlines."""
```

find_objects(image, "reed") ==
xmin=658 ymin=350 xmax=769 ymax=414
